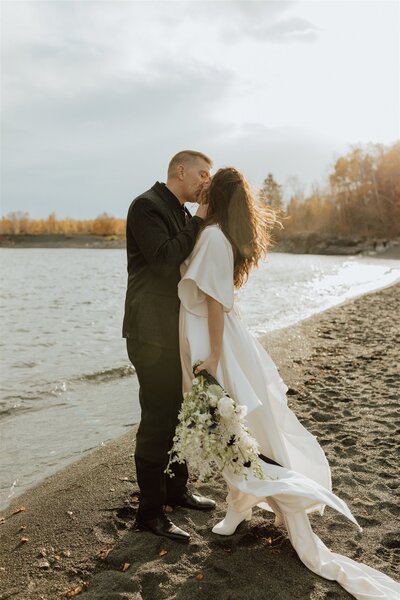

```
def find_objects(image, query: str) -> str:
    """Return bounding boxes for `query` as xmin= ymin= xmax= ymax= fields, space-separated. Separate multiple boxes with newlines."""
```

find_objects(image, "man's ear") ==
xmin=177 ymin=164 xmax=185 ymax=181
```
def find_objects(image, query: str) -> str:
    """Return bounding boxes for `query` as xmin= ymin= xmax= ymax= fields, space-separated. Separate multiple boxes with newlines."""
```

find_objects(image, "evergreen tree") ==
xmin=259 ymin=173 xmax=283 ymax=211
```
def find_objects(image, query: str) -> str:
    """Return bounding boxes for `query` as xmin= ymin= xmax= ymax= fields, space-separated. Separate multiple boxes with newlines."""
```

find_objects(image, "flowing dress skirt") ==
xmin=179 ymin=306 xmax=399 ymax=599
xmin=178 ymin=225 xmax=399 ymax=599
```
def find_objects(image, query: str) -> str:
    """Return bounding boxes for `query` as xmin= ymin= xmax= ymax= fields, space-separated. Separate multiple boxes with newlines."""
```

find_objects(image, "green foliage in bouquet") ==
xmin=166 ymin=363 xmax=265 ymax=482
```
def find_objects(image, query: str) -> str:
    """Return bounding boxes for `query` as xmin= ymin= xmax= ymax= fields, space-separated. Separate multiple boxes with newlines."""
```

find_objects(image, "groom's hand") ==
xmin=195 ymin=202 xmax=208 ymax=219
xmin=194 ymin=182 xmax=209 ymax=219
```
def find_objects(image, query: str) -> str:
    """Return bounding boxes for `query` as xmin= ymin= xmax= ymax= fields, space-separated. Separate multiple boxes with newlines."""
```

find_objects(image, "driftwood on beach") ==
xmin=0 ymin=284 xmax=399 ymax=599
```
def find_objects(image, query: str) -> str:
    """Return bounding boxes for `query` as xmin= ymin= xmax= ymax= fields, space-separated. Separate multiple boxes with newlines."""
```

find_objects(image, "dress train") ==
xmin=221 ymin=464 xmax=399 ymax=600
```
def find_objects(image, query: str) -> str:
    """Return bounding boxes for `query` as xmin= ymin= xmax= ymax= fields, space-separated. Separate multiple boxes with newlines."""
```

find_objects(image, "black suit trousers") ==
xmin=126 ymin=339 xmax=188 ymax=519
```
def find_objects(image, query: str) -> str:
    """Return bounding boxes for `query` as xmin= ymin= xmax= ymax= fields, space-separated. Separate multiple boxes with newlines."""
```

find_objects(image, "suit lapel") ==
xmin=170 ymin=209 xmax=184 ymax=232
xmin=152 ymin=182 xmax=184 ymax=233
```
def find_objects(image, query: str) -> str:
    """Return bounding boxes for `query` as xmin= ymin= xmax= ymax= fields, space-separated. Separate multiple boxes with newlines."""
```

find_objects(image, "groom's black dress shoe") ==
xmin=135 ymin=514 xmax=190 ymax=542
xmin=168 ymin=492 xmax=216 ymax=511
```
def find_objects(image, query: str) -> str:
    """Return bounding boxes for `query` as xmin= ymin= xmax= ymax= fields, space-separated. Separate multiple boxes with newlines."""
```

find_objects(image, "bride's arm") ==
xmin=194 ymin=294 xmax=224 ymax=378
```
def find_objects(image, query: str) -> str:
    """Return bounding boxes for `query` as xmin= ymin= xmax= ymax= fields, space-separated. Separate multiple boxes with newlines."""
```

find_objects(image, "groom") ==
xmin=123 ymin=150 xmax=215 ymax=542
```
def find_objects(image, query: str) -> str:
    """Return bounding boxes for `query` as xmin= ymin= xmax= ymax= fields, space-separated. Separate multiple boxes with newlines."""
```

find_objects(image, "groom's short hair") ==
xmin=168 ymin=150 xmax=213 ymax=177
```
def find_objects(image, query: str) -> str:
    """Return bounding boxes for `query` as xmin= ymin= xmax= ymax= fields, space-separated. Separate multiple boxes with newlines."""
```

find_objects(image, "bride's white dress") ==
xmin=178 ymin=224 xmax=399 ymax=600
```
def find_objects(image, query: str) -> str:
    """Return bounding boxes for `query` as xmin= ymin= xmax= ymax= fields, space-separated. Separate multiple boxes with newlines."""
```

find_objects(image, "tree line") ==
xmin=1 ymin=142 xmax=398 ymax=239
xmin=0 ymin=212 xmax=126 ymax=237
xmin=259 ymin=142 xmax=399 ymax=238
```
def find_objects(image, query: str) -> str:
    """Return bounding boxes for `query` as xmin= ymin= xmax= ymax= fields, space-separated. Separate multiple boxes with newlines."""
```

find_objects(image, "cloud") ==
xmin=4 ymin=46 xmax=235 ymax=143
xmin=1 ymin=0 xmax=396 ymax=219
xmin=200 ymin=0 xmax=296 ymax=22
xmin=1 ymin=59 xmax=235 ymax=218
xmin=205 ymin=1 xmax=319 ymax=44
xmin=244 ymin=17 xmax=319 ymax=43
xmin=207 ymin=122 xmax=342 ymax=194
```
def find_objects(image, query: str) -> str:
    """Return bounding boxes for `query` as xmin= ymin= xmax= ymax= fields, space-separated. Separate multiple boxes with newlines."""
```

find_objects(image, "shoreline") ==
xmin=0 ymin=234 xmax=126 ymax=249
xmin=1 ymin=233 xmax=400 ymax=258
xmin=1 ymin=283 xmax=399 ymax=599
xmin=1 ymin=277 xmax=399 ymax=513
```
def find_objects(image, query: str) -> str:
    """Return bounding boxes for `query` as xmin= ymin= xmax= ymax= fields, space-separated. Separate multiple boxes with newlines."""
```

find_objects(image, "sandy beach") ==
xmin=0 ymin=283 xmax=399 ymax=600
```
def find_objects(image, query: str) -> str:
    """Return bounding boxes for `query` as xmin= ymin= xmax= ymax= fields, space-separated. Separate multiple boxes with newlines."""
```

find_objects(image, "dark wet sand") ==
xmin=0 ymin=284 xmax=399 ymax=599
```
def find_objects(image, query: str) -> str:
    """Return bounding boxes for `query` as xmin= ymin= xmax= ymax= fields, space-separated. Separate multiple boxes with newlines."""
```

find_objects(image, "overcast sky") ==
xmin=1 ymin=0 xmax=399 ymax=219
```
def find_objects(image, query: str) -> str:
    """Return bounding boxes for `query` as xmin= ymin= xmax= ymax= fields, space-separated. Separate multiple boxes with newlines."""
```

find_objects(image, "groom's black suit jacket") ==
xmin=122 ymin=182 xmax=203 ymax=350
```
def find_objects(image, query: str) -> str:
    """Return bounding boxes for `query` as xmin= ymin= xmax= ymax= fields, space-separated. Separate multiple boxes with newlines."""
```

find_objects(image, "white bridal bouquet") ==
xmin=166 ymin=363 xmax=265 ymax=482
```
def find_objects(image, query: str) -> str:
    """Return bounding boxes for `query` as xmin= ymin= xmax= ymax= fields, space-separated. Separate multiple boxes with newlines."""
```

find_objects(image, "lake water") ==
xmin=1 ymin=248 xmax=399 ymax=510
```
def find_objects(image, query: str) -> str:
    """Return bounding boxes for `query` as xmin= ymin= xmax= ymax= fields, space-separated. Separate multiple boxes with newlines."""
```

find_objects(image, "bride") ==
xmin=177 ymin=167 xmax=399 ymax=599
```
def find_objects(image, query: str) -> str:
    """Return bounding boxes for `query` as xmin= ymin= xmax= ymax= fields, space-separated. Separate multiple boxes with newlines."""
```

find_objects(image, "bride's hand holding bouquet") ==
xmin=166 ymin=361 xmax=265 ymax=482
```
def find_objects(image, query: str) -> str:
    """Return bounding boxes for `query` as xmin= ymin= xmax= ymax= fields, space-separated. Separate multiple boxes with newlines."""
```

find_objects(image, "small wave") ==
xmin=51 ymin=381 xmax=68 ymax=395
xmin=0 ymin=365 xmax=136 ymax=421
xmin=0 ymin=407 xmax=14 ymax=418
xmin=1 ymin=393 xmax=41 ymax=403
xmin=76 ymin=365 xmax=135 ymax=383
xmin=0 ymin=402 xmax=48 ymax=420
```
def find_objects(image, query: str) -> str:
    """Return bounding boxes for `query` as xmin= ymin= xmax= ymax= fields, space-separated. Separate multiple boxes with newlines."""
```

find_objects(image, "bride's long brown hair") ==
xmin=203 ymin=167 xmax=278 ymax=288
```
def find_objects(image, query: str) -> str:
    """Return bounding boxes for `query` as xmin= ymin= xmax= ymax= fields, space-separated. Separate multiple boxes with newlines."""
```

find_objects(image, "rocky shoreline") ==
xmin=1 ymin=233 xmax=400 ymax=258
xmin=0 ymin=283 xmax=399 ymax=599
xmin=273 ymin=232 xmax=400 ymax=256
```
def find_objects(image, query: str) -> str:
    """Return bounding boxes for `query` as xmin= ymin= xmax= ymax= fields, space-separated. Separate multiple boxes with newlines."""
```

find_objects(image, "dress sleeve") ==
xmin=178 ymin=226 xmax=234 ymax=317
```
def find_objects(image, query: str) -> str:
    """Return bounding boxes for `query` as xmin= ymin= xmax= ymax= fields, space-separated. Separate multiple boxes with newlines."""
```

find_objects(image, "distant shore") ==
xmin=274 ymin=232 xmax=400 ymax=257
xmin=0 ymin=283 xmax=399 ymax=599
xmin=0 ymin=233 xmax=126 ymax=249
xmin=1 ymin=233 xmax=400 ymax=258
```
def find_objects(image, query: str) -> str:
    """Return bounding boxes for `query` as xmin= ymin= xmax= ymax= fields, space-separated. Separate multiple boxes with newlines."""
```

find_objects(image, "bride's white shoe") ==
xmin=212 ymin=508 xmax=252 ymax=536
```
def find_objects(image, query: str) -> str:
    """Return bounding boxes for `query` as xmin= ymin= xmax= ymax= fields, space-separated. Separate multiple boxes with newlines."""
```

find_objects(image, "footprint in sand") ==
xmin=379 ymin=501 xmax=400 ymax=516
xmin=343 ymin=539 xmax=362 ymax=555
xmin=355 ymin=515 xmax=381 ymax=528
xmin=386 ymin=481 xmax=398 ymax=490
xmin=337 ymin=435 xmax=357 ymax=447
xmin=377 ymin=458 xmax=398 ymax=470
xmin=376 ymin=545 xmax=393 ymax=563
xmin=349 ymin=462 xmax=370 ymax=474
xmin=374 ymin=419 xmax=397 ymax=431
xmin=381 ymin=532 xmax=400 ymax=550
xmin=333 ymin=474 xmax=355 ymax=490
xmin=378 ymin=471 xmax=397 ymax=481
xmin=311 ymin=411 xmax=334 ymax=423
xmin=324 ymin=375 xmax=339 ymax=383
xmin=322 ymin=388 xmax=340 ymax=398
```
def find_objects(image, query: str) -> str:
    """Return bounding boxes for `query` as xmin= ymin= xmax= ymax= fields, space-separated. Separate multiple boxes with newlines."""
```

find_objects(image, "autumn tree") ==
xmin=282 ymin=142 xmax=399 ymax=239
xmin=0 ymin=213 xmax=126 ymax=237
xmin=91 ymin=213 xmax=121 ymax=236
xmin=0 ymin=212 xmax=30 ymax=234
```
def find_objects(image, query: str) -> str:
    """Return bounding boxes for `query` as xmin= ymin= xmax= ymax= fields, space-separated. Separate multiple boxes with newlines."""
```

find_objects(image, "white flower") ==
xmin=208 ymin=394 xmax=218 ymax=407
xmin=218 ymin=396 xmax=235 ymax=419
xmin=165 ymin=365 xmax=265 ymax=483
xmin=235 ymin=404 xmax=248 ymax=419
